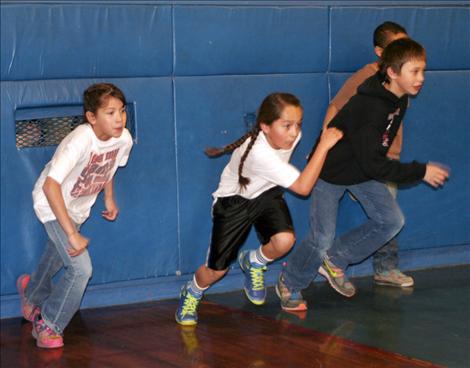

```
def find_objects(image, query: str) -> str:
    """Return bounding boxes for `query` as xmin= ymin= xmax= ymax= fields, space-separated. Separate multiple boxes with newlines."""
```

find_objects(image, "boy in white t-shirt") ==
xmin=175 ymin=92 xmax=343 ymax=325
xmin=17 ymin=83 xmax=133 ymax=349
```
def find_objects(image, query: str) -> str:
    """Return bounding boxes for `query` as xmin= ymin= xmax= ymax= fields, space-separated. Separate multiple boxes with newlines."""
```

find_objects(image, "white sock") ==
xmin=249 ymin=246 xmax=273 ymax=266
xmin=188 ymin=275 xmax=208 ymax=296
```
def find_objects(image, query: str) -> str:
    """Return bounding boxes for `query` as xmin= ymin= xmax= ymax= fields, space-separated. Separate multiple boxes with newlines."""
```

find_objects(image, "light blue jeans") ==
xmin=25 ymin=220 xmax=92 ymax=334
xmin=372 ymin=183 xmax=399 ymax=274
xmin=283 ymin=179 xmax=404 ymax=292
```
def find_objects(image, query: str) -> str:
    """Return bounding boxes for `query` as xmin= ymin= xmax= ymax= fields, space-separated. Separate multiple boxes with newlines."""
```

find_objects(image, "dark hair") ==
xmin=205 ymin=92 xmax=302 ymax=190
xmin=379 ymin=38 xmax=426 ymax=82
xmin=373 ymin=21 xmax=408 ymax=48
xmin=83 ymin=83 xmax=126 ymax=122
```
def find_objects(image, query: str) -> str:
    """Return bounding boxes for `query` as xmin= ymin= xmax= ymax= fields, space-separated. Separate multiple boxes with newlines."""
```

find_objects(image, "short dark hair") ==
xmin=373 ymin=21 xmax=408 ymax=48
xmin=379 ymin=38 xmax=426 ymax=80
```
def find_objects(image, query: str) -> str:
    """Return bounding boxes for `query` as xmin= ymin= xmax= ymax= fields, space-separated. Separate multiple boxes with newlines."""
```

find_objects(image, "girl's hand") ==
xmin=67 ymin=232 xmax=89 ymax=257
xmin=102 ymin=196 xmax=119 ymax=221
xmin=318 ymin=127 xmax=343 ymax=150
xmin=423 ymin=162 xmax=450 ymax=188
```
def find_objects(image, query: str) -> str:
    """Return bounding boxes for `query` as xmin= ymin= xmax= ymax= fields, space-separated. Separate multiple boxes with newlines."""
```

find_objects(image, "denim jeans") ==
xmin=372 ymin=182 xmax=399 ymax=274
xmin=373 ymin=237 xmax=399 ymax=274
xmin=283 ymin=179 xmax=404 ymax=292
xmin=25 ymin=220 xmax=92 ymax=334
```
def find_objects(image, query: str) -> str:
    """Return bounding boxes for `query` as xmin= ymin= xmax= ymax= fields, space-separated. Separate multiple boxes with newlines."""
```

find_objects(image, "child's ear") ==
xmin=374 ymin=46 xmax=384 ymax=58
xmin=260 ymin=122 xmax=270 ymax=134
xmin=386 ymin=66 xmax=399 ymax=81
xmin=85 ymin=111 xmax=96 ymax=125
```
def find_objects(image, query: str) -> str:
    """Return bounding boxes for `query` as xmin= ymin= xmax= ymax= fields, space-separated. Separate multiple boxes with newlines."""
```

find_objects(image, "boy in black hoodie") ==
xmin=276 ymin=38 xmax=450 ymax=311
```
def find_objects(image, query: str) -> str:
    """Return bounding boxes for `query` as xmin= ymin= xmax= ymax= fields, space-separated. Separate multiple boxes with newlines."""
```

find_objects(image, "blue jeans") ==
xmin=372 ymin=183 xmax=399 ymax=273
xmin=25 ymin=220 xmax=92 ymax=334
xmin=283 ymin=179 xmax=404 ymax=291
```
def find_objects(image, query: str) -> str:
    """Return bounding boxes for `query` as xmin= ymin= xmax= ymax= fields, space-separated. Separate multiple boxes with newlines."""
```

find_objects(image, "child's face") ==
xmin=86 ymin=96 xmax=126 ymax=141
xmin=261 ymin=105 xmax=303 ymax=150
xmin=389 ymin=58 xmax=426 ymax=97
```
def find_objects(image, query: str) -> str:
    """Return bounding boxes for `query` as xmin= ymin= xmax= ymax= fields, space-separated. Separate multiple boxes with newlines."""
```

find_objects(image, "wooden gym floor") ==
xmin=1 ymin=265 xmax=468 ymax=367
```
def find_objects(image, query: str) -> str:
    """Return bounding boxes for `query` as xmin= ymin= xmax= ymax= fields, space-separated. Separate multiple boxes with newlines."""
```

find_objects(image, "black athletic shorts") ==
xmin=207 ymin=186 xmax=294 ymax=270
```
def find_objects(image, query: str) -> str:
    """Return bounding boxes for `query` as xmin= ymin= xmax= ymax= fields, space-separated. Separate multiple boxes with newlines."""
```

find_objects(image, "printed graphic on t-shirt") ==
xmin=382 ymin=108 xmax=401 ymax=148
xmin=70 ymin=149 xmax=120 ymax=197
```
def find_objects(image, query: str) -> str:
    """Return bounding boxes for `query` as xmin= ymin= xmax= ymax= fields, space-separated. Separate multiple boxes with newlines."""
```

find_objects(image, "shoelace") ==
xmin=249 ymin=266 xmax=267 ymax=291
xmin=181 ymin=293 xmax=200 ymax=317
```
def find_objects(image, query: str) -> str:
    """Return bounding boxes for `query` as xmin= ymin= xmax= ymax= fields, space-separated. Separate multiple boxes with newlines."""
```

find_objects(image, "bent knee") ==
xmin=270 ymin=232 xmax=296 ymax=251
xmin=383 ymin=210 xmax=405 ymax=234
xmin=68 ymin=257 xmax=93 ymax=280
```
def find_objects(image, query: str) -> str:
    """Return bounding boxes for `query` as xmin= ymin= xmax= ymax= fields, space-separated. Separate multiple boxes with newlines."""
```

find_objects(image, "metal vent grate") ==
xmin=16 ymin=116 xmax=84 ymax=148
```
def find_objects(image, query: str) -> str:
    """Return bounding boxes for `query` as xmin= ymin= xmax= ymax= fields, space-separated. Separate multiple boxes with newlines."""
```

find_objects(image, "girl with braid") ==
xmin=176 ymin=92 xmax=342 ymax=325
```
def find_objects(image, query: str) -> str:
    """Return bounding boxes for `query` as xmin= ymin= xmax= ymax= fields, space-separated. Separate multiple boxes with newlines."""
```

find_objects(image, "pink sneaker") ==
xmin=16 ymin=274 xmax=39 ymax=322
xmin=32 ymin=318 xmax=64 ymax=349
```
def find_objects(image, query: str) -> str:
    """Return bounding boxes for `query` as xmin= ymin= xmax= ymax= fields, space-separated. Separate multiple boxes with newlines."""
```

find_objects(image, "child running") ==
xmin=277 ymin=38 xmax=450 ymax=310
xmin=16 ymin=83 xmax=133 ymax=348
xmin=323 ymin=21 xmax=414 ymax=288
xmin=175 ymin=92 xmax=342 ymax=325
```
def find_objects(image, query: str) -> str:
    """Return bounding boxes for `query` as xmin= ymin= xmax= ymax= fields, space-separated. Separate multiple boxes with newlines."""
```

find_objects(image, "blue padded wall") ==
xmin=174 ymin=6 xmax=328 ymax=75
xmin=330 ymin=7 xmax=470 ymax=71
xmin=400 ymin=71 xmax=470 ymax=249
xmin=1 ymin=1 xmax=469 ymax=318
xmin=1 ymin=5 xmax=173 ymax=80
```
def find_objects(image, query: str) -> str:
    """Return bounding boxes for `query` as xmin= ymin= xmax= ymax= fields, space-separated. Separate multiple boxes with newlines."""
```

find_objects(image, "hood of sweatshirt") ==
xmin=357 ymin=72 xmax=407 ymax=108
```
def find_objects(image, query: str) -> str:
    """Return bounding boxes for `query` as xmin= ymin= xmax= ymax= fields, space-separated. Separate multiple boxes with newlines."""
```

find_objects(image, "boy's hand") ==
xmin=423 ymin=162 xmax=450 ymax=188
xmin=67 ymin=232 xmax=89 ymax=257
xmin=102 ymin=196 xmax=119 ymax=221
xmin=318 ymin=127 xmax=343 ymax=150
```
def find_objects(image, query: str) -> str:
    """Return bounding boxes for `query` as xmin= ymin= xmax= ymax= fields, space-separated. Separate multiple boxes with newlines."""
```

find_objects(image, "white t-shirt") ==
xmin=213 ymin=131 xmax=301 ymax=200
xmin=33 ymin=124 xmax=133 ymax=224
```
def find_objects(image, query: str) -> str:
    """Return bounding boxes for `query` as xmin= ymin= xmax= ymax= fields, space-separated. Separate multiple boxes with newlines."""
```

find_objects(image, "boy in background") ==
xmin=324 ymin=21 xmax=412 ymax=288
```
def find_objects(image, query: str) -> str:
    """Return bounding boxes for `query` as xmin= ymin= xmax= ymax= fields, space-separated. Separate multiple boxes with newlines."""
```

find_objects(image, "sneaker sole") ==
xmin=274 ymin=284 xmax=308 ymax=311
xmin=32 ymin=327 xmax=64 ymax=349
xmin=243 ymin=287 xmax=265 ymax=305
xmin=318 ymin=266 xmax=355 ymax=298
xmin=374 ymin=279 xmax=414 ymax=288
xmin=175 ymin=312 xmax=197 ymax=326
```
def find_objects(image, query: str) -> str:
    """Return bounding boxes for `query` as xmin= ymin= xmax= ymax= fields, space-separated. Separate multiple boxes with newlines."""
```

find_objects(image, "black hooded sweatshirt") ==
xmin=313 ymin=72 xmax=426 ymax=185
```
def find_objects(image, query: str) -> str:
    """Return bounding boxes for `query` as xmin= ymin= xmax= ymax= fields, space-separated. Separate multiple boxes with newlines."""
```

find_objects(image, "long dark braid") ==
xmin=205 ymin=92 xmax=301 ymax=190
xmin=204 ymin=129 xmax=254 ymax=157
xmin=237 ymin=126 xmax=261 ymax=189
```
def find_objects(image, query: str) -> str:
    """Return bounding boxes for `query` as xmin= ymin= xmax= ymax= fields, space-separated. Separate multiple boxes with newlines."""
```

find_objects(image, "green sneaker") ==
xmin=175 ymin=282 xmax=202 ymax=325
xmin=238 ymin=251 xmax=267 ymax=305
xmin=318 ymin=259 xmax=356 ymax=297
xmin=374 ymin=269 xmax=414 ymax=287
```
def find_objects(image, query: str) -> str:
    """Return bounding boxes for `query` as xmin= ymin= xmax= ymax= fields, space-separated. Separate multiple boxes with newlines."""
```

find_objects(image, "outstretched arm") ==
xmin=43 ymin=177 xmax=89 ymax=257
xmin=289 ymin=128 xmax=343 ymax=196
